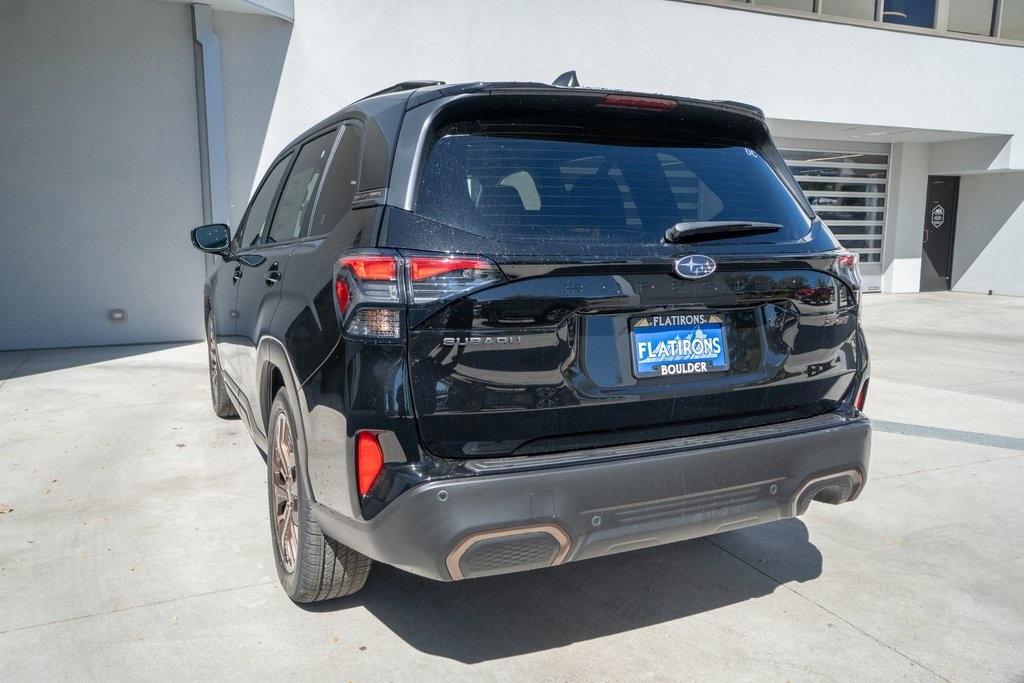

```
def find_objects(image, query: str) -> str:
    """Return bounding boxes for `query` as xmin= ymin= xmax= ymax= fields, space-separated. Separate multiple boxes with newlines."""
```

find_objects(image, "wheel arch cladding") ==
xmin=264 ymin=364 xmax=286 ymax=429
xmin=257 ymin=338 xmax=299 ymax=431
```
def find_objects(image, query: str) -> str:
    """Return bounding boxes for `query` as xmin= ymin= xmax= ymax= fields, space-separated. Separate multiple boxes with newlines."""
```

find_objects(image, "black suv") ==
xmin=191 ymin=78 xmax=870 ymax=602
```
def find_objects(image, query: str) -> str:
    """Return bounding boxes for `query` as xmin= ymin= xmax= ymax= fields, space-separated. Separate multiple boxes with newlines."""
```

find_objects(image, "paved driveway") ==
xmin=1 ymin=292 xmax=1022 ymax=681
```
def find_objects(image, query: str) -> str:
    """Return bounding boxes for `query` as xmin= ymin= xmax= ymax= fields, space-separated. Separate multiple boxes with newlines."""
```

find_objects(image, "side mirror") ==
xmin=191 ymin=224 xmax=232 ymax=254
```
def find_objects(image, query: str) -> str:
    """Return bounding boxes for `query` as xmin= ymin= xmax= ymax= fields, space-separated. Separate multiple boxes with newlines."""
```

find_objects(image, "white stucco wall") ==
xmin=213 ymin=10 xmax=294 ymax=228
xmin=0 ymin=0 xmax=206 ymax=349
xmin=249 ymin=0 xmax=1024 ymax=181
xmin=952 ymin=172 xmax=1024 ymax=297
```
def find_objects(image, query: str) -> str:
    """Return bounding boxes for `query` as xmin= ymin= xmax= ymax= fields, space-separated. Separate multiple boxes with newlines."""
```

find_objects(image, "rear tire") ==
xmin=267 ymin=389 xmax=371 ymax=602
xmin=206 ymin=312 xmax=237 ymax=419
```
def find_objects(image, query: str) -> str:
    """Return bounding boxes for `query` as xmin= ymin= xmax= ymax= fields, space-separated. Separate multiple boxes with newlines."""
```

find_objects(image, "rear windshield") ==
xmin=415 ymin=123 xmax=811 ymax=253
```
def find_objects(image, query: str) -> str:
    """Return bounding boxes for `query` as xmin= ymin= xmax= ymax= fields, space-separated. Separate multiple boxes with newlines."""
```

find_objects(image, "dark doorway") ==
xmin=920 ymin=175 xmax=959 ymax=292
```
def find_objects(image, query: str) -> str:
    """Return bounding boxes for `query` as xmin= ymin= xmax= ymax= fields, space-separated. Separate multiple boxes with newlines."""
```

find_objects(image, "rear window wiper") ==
xmin=664 ymin=221 xmax=783 ymax=244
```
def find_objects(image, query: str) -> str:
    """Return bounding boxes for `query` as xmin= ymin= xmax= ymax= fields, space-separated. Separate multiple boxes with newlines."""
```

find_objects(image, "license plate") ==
xmin=630 ymin=313 xmax=729 ymax=378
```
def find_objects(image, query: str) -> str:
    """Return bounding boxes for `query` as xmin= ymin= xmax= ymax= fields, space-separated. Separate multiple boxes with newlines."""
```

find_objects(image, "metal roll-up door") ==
xmin=778 ymin=140 xmax=889 ymax=291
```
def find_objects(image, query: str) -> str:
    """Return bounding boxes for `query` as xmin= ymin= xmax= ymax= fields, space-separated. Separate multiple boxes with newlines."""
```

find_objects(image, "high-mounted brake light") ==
xmin=333 ymin=251 xmax=504 ymax=338
xmin=598 ymin=94 xmax=678 ymax=111
xmin=355 ymin=431 xmax=384 ymax=496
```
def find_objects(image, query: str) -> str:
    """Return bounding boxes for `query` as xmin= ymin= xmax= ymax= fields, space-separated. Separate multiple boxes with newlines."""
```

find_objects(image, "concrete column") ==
xmin=881 ymin=143 xmax=930 ymax=293
xmin=191 ymin=3 xmax=230 ymax=227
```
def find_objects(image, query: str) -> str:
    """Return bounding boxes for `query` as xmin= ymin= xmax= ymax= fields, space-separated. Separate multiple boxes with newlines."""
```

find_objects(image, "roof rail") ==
xmin=361 ymin=80 xmax=446 ymax=101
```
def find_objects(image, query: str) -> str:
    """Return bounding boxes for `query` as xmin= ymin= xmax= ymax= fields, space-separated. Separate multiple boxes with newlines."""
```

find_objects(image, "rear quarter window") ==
xmin=307 ymin=123 xmax=364 ymax=239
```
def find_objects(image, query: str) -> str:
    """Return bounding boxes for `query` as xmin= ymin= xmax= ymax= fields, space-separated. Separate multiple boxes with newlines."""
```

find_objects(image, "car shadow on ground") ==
xmin=304 ymin=518 xmax=821 ymax=663
xmin=0 ymin=342 xmax=196 ymax=381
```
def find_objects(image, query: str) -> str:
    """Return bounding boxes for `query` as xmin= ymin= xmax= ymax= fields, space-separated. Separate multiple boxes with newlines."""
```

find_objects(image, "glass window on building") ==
xmin=754 ymin=0 xmax=815 ymax=11
xmin=947 ymin=0 xmax=995 ymax=35
xmin=779 ymin=144 xmax=890 ymax=278
xmin=882 ymin=0 xmax=936 ymax=27
xmin=821 ymin=0 xmax=876 ymax=21
xmin=1001 ymin=0 xmax=1024 ymax=40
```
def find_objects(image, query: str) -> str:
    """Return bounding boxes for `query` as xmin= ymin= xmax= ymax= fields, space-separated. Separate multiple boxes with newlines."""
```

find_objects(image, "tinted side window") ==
xmin=236 ymin=153 xmax=293 ymax=249
xmin=308 ymin=124 xmax=364 ymax=239
xmin=266 ymin=131 xmax=336 ymax=244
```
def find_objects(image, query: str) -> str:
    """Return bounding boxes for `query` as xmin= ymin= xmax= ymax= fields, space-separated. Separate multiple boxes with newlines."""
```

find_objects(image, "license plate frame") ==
xmin=629 ymin=313 xmax=730 ymax=379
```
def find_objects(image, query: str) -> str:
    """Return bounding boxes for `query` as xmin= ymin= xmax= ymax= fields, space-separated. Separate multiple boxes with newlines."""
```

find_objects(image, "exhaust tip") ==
xmin=791 ymin=469 xmax=863 ymax=516
xmin=446 ymin=524 xmax=571 ymax=580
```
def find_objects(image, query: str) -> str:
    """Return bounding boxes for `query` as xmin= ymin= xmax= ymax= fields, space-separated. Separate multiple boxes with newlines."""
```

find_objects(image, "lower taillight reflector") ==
xmin=356 ymin=431 xmax=384 ymax=496
xmin=334 ymin=279 xmax=351 ymax=314
xmin=854 ymin=379 xmax=869 ymax=412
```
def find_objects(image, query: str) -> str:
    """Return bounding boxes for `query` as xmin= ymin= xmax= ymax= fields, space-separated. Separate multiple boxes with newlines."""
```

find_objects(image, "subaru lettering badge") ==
xmin=674 ymin=255 xmax=717 ymax=280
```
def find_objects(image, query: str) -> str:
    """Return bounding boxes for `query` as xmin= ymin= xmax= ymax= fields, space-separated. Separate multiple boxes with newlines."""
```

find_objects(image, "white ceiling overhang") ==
xmin=161 ymin=0 xmax=293 ymax=22
xmin=768 ymin=118 xmax=1007 ymax=145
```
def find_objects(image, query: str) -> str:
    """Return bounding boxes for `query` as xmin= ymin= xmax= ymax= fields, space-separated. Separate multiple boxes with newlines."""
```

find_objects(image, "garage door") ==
xmin=778 ymin=140 xmax=889 ymax=291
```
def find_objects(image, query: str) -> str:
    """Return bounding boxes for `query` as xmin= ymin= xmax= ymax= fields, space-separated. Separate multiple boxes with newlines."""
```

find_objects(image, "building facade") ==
xmin=2 ymin=0 xmax=1023 ymax=349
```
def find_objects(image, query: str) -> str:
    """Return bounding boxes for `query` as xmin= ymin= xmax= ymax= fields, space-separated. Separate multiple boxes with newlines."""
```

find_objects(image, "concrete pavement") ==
xmin=1 ymin=292 xmax=1022 ymax=680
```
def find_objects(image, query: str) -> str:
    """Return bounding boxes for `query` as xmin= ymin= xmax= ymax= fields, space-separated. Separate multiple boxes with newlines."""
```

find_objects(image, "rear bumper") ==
xmin=313 ymin=412 xmax=870 ymax=581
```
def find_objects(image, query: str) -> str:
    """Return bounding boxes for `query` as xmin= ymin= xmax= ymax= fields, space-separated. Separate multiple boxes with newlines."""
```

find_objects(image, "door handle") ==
xmin=265 ymin=262 xmax=282 ymax=286
xmin=233 ymin=266 xmax=242 ymax=283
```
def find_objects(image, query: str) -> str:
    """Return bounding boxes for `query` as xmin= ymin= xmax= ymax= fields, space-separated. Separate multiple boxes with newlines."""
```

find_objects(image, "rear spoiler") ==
xmin=404 ymin=82 xmax=766 ymax=122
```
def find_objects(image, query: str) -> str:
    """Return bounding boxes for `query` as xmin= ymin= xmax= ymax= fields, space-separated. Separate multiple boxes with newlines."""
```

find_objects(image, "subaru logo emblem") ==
xmin=674 ymin=255 xmax=717 ymax=279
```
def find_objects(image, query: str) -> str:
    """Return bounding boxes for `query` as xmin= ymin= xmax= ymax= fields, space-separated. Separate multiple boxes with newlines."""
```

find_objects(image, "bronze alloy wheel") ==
xmin=264 ymin=390 xmax=372 ymax=601
xmin=271 ymin=412 xmax=300 ymax=573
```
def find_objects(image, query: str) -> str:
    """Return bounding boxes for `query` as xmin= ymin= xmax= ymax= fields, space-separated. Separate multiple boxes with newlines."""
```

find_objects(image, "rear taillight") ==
xmin=337 ymin=254 xmax=400 ymax=302
xmin=836 ymin=252 xmax=856 ymax=269
xmin=830 ymin=249 xmax=863 ymax=303
xmin=340 ymin=254 xmax=397 ymax=281
xmin=334 ymin=251 xmax=503 ymax=339
xmin=407 ymin=256 xmax=502 ymax=304
xmin=334 ymin=253 xmax=403 ymax=339
xmin=355 ymin=431 xmax=384 ymax=496
xmin=831 ymin=249 xmax=861 ymax=284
